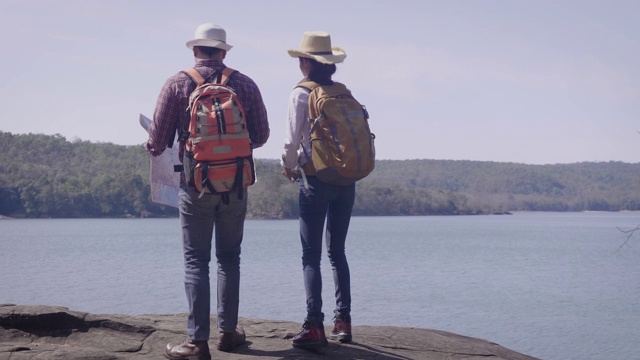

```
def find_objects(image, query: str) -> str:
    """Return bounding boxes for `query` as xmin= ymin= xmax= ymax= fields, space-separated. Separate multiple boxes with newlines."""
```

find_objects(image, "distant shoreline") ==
xmin=3 ymin=210 xmax=640 ymax=220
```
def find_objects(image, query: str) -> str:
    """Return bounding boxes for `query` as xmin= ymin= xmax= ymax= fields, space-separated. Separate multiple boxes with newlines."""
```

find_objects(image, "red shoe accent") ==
xmin=330 ymin=318 xmax=352 ymax=343
xmin=292 ymin=321 xmax=328 ymax=349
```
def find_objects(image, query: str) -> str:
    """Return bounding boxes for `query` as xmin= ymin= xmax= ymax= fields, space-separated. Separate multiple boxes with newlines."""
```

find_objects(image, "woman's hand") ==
xmin=282 ymin=168 xmax=300 ymax=182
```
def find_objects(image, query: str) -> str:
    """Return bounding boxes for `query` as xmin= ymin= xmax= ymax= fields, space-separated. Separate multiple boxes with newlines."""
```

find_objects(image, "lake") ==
xmin=1 ymin=212 xmax=639 ymax=360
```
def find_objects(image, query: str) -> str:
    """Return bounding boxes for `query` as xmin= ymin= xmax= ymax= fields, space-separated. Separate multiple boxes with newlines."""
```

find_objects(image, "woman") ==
xmin=281 ymin=31 xmax=354 ymax=349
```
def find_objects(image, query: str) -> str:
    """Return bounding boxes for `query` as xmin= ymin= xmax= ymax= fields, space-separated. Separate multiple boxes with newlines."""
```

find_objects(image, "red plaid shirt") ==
xmin=146 ymin=59 xmax=270 ymax=159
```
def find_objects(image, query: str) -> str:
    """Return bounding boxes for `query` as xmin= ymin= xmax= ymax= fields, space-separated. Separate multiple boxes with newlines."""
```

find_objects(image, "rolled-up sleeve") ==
xmin=282 ymin=87 xmax=310 ymax=169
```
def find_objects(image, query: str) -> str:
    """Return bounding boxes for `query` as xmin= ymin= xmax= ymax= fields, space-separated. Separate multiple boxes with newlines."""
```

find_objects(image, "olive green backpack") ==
xmin=297 ymin=80 xmax=375 ymax=185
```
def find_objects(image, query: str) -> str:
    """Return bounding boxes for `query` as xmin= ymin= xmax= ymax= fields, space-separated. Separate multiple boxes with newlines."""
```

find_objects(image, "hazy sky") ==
xmin=1 ymin=0 xmax=638 ymax=164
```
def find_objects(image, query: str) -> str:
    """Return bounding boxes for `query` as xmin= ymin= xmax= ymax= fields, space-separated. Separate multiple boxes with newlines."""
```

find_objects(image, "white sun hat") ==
xmin=288 ymin=31 xmax=346 ymax=64
xmin=186 ymin=23 xmax=233 ymax=51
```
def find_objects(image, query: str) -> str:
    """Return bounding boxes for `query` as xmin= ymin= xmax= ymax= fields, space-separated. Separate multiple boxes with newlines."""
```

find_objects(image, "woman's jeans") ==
xmin=299 ymin=176 xmax=355 ymax=323
xmin=179 ymin=186 xmax=247 ymax=341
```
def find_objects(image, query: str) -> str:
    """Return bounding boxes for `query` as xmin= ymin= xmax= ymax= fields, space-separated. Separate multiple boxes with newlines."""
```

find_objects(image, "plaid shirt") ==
xmin=146 ymin=59 xmax=270 ymax=159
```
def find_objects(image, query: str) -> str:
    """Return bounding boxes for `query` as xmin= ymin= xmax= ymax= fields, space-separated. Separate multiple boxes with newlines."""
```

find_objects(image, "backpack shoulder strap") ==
xmin=182 ymin=68 xmax=205 ymax=86
xmin=183 ymin=66 xmax=237 ymax=86
xmin=296 ymin=79 xmax=319 ymax=92
xmin=219 ymin=67 xmax=236 ymax=85
xmin=297 ymin=80 xmax=349 ymax=96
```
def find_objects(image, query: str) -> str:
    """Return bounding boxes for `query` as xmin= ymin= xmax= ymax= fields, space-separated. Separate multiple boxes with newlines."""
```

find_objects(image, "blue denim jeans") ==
xmin=299 ymin=176 xmax=355 ymax=324
xmin=179 ymin=186 xmax=247 ymax=341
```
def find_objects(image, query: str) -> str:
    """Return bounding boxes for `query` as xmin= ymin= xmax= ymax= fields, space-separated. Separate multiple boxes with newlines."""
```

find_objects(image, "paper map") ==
xmin=139 ymin=114 xmax=180 ymax=208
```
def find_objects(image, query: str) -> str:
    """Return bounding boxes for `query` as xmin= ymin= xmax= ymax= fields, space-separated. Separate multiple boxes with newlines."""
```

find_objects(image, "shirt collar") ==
xmin=195 ymin=59 xmax=225 ymax=67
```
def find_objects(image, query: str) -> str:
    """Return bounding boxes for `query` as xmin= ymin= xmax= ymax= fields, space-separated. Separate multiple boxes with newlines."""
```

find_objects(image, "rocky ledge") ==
xmin=0 ymin=304 xmax=539 ymax=359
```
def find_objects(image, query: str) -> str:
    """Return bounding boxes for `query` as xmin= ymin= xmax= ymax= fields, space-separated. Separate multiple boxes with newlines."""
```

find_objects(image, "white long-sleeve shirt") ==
xmin=281 ymin=86 xmax=312 ymax=170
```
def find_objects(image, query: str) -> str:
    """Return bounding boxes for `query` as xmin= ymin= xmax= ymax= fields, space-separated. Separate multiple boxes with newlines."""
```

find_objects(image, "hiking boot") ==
xmin=330 ymin=316 xmax=352 ymax=343
xmin=217 ymin=326 xmax=246 ymax=352
xmin=291 ymin=320 xmax=328 ymax=349
xmin=164 ymin=339 xmax=211 ymax=360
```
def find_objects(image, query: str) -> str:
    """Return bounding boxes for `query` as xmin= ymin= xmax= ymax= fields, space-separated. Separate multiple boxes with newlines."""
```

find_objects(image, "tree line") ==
xmin=1 ymin=131 xmax=639 ymax=219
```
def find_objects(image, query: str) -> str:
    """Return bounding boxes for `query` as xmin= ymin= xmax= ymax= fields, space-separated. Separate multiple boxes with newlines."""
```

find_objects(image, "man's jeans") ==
xmin=299 ymin=176 xmax=355 ymax=323
xmin=179 ymin=186 xmax=247 ymax=341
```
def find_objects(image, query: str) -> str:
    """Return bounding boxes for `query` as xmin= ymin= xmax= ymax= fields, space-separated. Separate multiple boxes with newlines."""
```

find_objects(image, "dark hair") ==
xmin=303 ymin=58 xmax=336 ymax=85
xmin=194 ymin=46 xmax=223 ymax=57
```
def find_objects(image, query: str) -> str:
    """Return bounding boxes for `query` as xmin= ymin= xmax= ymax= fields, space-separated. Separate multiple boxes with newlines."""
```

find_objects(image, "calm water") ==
xmin=1 ymin=212 xmax=639 ymax=360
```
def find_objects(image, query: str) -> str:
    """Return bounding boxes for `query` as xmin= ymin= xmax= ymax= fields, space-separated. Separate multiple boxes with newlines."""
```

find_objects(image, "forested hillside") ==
xmin=1 ymin=132 xmax=639 ymax=218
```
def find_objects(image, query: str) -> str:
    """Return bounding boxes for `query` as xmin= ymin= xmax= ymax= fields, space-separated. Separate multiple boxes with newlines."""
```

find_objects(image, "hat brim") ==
xmin=186 ymin=39 xmax=233 ymax=51
xmin=288 ymin=47 xmax=346 ymax=64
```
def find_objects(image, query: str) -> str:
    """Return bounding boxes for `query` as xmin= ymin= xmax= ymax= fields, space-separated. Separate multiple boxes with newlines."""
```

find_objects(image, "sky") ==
xmin=0 ymin=0 xmax=638 ymax=165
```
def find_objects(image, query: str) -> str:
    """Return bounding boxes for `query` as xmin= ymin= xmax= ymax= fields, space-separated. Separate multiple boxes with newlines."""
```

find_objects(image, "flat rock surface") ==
xmin=0 ymin=304 xmax=539 ymax=360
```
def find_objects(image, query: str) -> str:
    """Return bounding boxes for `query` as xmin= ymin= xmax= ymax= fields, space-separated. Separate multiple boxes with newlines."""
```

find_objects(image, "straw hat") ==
xmin=288 ymin=31 xmax=346 ymax=64
xmin=186 ymin=23 xmax=233 ymax=51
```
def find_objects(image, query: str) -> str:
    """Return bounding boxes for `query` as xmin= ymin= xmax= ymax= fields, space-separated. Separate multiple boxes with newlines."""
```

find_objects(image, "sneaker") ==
xmin=217 ymin=326 xmax=246 ymax=352
xmin=164 ymin=339 xmax=211 ymax=360
xmin=329 ymin=316 xmax=352 ymax=343
xmin=291 ymin=320 xmax=328 ymax=349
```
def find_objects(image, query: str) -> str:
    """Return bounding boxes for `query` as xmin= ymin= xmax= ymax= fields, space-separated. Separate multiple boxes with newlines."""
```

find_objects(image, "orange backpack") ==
xmin=180 ymin=67 xmax=255 ymax=201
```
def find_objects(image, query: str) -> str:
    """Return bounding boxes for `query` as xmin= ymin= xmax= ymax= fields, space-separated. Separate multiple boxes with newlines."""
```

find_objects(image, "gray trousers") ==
xmin=178 ymin=186 xmax=247 ymax=340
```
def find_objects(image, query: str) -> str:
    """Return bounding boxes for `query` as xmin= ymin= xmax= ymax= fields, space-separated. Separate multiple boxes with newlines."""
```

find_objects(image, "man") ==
xmin=146 ymin=23 xmax=269 ymax=360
